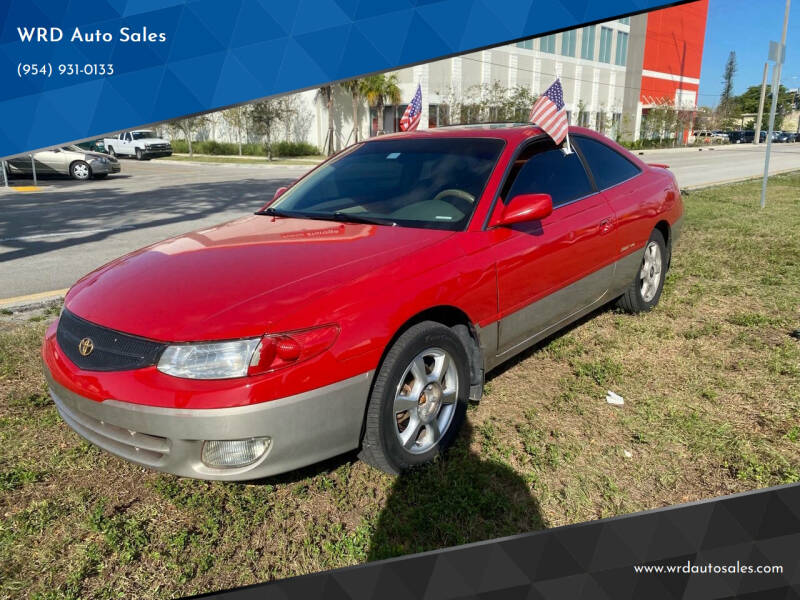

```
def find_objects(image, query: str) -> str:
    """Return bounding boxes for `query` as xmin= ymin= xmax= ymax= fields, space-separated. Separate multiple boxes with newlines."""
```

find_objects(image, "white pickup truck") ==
xmin=103 ymin=130 xmax=173 ymax=160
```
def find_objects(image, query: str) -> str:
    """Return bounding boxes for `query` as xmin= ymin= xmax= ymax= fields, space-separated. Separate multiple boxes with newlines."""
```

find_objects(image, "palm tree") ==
xmin=318 ymin=85 xmax=335 ymax=155
xmin=363 ymin=74 xmax=402 ymax=135
xmin=341 ymin=78 xmax=366 ymax=144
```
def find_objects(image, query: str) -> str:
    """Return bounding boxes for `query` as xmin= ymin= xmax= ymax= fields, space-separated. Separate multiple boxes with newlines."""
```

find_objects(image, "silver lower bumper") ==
xmin=45 ymin=369 xmax=373 ymax=481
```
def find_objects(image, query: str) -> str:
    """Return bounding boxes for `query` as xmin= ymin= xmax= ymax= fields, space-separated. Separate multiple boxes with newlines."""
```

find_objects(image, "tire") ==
xmin=616 ymin=229 xmax=667 ymax=313
xmin=135 ymin=148 xmax=143 ymax=160
xmin=359 ymin=321 xmax=470 ymax=475
xmin=108 ymin=146 xmax=116 ymax=158
xmin=70 ymin=161 xmax=91 ymax=180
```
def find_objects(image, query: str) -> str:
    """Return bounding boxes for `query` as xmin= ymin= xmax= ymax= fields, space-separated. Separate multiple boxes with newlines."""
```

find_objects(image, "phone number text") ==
xmin=17 ymin=63 xmax=115 ymax=77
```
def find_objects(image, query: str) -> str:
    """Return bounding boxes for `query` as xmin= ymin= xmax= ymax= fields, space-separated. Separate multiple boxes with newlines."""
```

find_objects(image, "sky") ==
xmin=698 ymin=0 xmax=799 ymax=107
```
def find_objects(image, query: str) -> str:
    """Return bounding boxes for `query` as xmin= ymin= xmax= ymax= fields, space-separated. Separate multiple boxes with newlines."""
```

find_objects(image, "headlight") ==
xmin=157 ymin=338 xmax=261 ymax=379
xmin=157 ymin=324 xmax=339 ymax=380
xmin=144 ymin=144 xmax=151 ymax=149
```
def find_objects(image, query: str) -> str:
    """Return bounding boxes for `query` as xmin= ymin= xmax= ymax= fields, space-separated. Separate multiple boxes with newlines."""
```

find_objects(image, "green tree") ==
xmin=249 ymin=99 xmax=293 ymax=160
xmin=363 ymin=74 xmax=402 ymax=134
xmin=719 ymin=51 xmax=737 ymax=113
xmin=221 ymin=106 xmax=248 ymax=155
xmin=318 ymin=85 xmax=335 ymax=155
xmin=340 ymin=78 xmax=367 ymax=144
xmin=733 ymin=84 xmax=794 ymax=130
xmin=167 ymin=115 xmax=210 ymax=156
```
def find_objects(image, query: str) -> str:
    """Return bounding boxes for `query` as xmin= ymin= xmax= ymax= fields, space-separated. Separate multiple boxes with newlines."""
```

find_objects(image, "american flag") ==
xmin=400 ymin=84 xmax=422 ymax=131
xmin=529 ymin=78 xmax=568 ymax=145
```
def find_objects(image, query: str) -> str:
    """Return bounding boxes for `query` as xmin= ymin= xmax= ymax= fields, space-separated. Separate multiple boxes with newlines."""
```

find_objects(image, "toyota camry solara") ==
xmin=42 ymin=125 xmax=682 ymax=480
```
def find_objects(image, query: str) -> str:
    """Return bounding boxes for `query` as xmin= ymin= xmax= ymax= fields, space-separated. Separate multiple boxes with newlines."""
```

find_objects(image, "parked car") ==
xmin=6 ymin=145 xmax=120 ymax=180
xmin=728 ymin=131 xmax=746 ymax=144
xmin=42 ymin=125 xmax=683 ymax=480
xmin=733 ymin=130 xmax=767 ymax=144
xmin=690 ymin=130 xmax=729 ymax=144
xmin=775 ymin=131 xmax=797 ymax=143
xmin=103 ymin=130 xmax=172 ymax=160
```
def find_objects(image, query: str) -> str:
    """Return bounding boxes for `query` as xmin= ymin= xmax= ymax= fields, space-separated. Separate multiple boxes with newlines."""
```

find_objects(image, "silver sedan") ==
xmin=5 ymin=145 xmax=120 ymax=180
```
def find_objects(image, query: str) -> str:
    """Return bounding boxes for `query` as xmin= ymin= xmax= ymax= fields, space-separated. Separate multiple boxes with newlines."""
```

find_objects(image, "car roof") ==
xmin=367 ymin=123 xmax=602 ymax=145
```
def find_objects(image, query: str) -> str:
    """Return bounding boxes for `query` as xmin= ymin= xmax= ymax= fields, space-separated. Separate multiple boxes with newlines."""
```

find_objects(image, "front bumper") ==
xmin=143 ymin=150 xmax=172 ymax=158
xmin=44 ymin=366 xmax=373 ymax=481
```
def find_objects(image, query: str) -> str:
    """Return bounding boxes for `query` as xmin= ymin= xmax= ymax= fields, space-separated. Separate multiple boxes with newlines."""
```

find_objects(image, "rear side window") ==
xmin=574 ymin=136 xmax=640 ymax=190
xmin=504 ymin=143 xmax=594 ymax=208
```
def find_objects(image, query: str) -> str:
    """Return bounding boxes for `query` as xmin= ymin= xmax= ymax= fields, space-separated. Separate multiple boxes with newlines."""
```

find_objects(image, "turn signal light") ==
xmin=248 ymin=324 xmax=339 ymax=375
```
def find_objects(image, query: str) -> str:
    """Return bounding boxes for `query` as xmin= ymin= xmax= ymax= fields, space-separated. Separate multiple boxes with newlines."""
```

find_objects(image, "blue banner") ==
xmin=0 ymin=0 xmax=687 ymax=158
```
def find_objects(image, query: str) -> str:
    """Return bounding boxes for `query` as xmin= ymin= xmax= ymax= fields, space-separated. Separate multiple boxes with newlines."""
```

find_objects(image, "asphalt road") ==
xmin=1 ymin=143 xmax=798 ymax=301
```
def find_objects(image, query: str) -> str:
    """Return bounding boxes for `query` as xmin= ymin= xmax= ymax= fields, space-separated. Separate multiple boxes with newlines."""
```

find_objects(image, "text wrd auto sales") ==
xmin=17 ymin=27 xmax=167 ymax=43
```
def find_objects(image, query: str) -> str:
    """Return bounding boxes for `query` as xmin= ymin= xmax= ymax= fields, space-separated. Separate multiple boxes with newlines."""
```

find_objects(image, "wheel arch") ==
xmin=357 ymin=304 xmax=485 ymax=449
xmin=69 ymin=159 xmax=91 ymax=178
xmin=654 ymin=219 xmax=671 ymax=266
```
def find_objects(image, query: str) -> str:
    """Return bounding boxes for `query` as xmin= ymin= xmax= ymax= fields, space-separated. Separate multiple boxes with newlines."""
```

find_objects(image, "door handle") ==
xmin=600 ymin=218 xmax=613 ymax=234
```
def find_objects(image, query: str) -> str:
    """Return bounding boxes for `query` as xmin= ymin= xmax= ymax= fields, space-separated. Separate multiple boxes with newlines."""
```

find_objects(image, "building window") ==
xmin=580 ymin=26 xmax=595 ymax=60
xmin=598 ymin=27 xmax=613 ymax=63
xmin=540 ymin=34 xmax=556 ymax=54
xmin=618 ymin=17 xmax=630 ymax=25
xmin=516 ymin=39 xmax=533 ymax=50
xmin=615 ymin=31 xmax=628 ymax=66
xmin=561 ymin=30 xmax=576 ymax=57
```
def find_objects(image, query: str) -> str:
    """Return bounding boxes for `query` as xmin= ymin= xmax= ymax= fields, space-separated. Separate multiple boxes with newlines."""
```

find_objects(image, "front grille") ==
xmin=56 ymin=310 xmax=166 ymax=371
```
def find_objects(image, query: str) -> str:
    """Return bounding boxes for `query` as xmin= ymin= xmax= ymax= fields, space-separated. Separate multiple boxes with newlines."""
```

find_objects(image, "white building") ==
xmin=201 ymin=17 xmax=640 ymax=150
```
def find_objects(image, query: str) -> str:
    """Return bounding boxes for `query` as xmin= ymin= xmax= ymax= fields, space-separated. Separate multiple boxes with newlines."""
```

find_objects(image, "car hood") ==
xmin=137 ymin=138 xmax=170 ymax=144
xmin=65 ymin=216 xmax=455 ymax=341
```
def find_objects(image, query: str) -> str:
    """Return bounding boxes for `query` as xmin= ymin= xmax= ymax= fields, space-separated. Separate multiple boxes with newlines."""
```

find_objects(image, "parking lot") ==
xmin=1 ymin=143 xmax=799 ymax=301
xmin=0 ymin=159 xmax=311 ymax=300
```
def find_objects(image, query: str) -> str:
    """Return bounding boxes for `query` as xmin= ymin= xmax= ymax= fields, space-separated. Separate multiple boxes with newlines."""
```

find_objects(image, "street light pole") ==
xmin=761 ymin=0 xmax=791 ymax=209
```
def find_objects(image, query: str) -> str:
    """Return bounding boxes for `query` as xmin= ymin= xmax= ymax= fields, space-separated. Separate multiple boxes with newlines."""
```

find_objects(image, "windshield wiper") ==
xmin=258 ymin=207 xmax=395 ymax=226
xmin=329 ymin=212 xmax=396 ymax=226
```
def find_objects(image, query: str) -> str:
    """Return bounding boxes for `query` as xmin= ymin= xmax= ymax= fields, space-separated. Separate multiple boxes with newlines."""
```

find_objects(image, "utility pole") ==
xmin=754 ymin=62 xmax=768 ymax=144
xmin=761 ymin=0 xmax=791 ymax=209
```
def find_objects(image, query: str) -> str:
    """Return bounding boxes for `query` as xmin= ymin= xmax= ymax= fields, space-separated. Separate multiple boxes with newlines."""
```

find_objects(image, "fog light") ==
xmin=201 ymin=438 xmax=271 ymax=468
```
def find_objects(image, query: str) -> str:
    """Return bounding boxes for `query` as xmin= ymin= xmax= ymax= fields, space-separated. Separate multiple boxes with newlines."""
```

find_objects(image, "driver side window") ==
xmin=502 ymin=141 xmax=594 ymax=208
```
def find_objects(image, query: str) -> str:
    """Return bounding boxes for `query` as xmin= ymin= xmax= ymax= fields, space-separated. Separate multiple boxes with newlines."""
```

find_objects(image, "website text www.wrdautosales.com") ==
xmin=634 ymin=561 xmax=784 ymax=575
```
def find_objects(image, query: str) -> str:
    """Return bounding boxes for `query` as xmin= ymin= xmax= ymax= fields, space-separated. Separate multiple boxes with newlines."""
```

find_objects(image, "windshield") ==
xmin=131 ymin=131 xmax=155 ymax=139
xmin=269 ymin=137 xmax=505 ymax=231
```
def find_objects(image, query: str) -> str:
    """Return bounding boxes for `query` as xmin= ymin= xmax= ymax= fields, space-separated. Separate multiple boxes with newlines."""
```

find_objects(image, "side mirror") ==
xmin=273 ymin=186 xmax=288 ymax=201
xmin=493 ymin=193 xmax=553 ymax=227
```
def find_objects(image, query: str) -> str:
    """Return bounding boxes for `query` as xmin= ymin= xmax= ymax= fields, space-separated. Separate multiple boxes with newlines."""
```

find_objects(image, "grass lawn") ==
xmin=1 ymin=173 xmax=799 ymax=599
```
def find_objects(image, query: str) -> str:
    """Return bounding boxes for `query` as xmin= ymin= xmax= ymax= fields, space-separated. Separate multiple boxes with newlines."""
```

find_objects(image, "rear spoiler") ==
xmin=647 ymin=163 xmax=669 ymax=169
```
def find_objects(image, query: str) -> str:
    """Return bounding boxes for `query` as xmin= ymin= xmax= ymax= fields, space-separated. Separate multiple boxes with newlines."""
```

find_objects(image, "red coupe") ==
xmin=42 ymin=125 xmax=682 ymax=480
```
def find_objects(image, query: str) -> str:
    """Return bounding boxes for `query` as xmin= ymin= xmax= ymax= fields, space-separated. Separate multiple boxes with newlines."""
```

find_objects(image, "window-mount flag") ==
xmin=400 ymin=84 xmax=422 ymax=132
xmin=529 ymin=78 xmax=571 ymax=153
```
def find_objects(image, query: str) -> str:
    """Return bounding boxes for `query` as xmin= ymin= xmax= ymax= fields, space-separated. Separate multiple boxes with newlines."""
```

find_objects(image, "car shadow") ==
xmin=366 ymin=421 xmax=545 ymax=561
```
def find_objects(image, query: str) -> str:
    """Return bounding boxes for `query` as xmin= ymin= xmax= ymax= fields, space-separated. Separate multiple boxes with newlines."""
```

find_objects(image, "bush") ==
xmin=271 ymin=141 xmax=320 ymax=157
xmin=168 ymin=139 xmax=319 ymax=157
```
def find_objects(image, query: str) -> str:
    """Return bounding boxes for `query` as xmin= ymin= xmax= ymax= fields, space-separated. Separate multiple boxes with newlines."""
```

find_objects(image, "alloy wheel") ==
xmin=392 ymin=347 xmax=458 ymax=455
xmin=640 ymin=241 xmax=662 ymax=302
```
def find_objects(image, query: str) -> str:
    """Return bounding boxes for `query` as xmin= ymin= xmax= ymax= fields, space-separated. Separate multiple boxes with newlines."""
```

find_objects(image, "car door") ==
xmin=32 ymin=149 xmax=65 ymax=174
xmin=571 ymin=135 xmax=653 ymax=298
xmin=488 ymin=139 xmax=618 ymax=357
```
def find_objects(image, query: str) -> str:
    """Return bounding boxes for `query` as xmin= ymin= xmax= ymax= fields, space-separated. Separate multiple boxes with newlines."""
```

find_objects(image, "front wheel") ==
xmin=135 ymin=148 xmax=143 ymax=160
xmin=616 ymin=229 xmax=667 ymax=313
xmin=359 ymin=321 xmax=470 ymax=475
xmin=70 ymin=161 xmax=91 ymax=180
